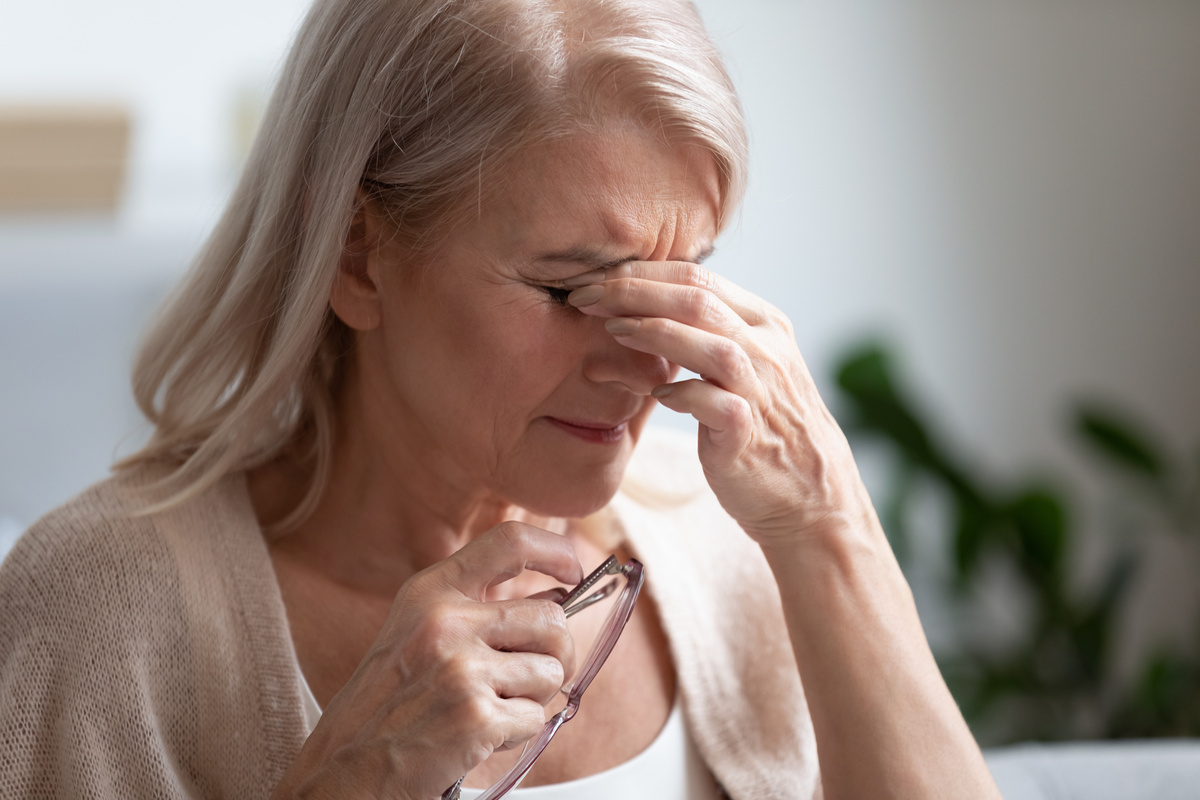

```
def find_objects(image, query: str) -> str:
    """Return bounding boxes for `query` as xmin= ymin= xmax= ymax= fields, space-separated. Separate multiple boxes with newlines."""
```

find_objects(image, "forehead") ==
xmin=470 ymin=124 xmax=722 ymax=264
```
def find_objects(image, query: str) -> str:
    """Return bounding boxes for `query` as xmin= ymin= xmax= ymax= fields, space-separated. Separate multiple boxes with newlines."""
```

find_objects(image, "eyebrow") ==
xmin=533 ymin=248 xmax=640 ymax=271
xmin=534 ymin=245 xmax=716 ymax=270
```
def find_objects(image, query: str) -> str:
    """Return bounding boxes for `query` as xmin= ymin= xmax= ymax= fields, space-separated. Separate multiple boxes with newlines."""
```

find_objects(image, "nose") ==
xmin=580 ymin=322 xmax=673 ymax=395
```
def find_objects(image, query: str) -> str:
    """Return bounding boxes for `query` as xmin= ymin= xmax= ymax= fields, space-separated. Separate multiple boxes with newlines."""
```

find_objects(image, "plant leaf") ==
xmin=836 ymin=344 xmax=898 ymax=400
xmin=1071 ymin=551 xmax=1137 ymax=681
xmin=1007 ymin=486 xmax=1068 ymax=592
xmin=837 ymin=344 xmax=937 ymax=465
xmin=953 ymin=493 xmax=994 ymax=582
xmin=1075 ymin=405 xmax=1165 ymax=478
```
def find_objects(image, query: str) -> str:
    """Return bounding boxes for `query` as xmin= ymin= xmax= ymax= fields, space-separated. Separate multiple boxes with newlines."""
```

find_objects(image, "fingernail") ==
xmin=567 ymin=284 xmax=604 ymax=308
xmin=527 ymin=587 xmax=569 ymax=602
xmin=605 ymin=317 xmax=641 ymax=336
xmin=651 ymin=384 xmax=673 ymax=399
xmin=561 ymin=270 xmax=607 ymax=288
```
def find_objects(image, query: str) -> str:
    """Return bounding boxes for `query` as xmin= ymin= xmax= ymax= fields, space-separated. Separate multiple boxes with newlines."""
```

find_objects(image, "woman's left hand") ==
xmin=568 ymin=261 xmax=876 ymax=546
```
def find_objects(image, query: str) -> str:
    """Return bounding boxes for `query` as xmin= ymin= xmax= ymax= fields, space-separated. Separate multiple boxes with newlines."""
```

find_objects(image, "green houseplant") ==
xmin=833 ymin=342 xmax=1200 ymax=744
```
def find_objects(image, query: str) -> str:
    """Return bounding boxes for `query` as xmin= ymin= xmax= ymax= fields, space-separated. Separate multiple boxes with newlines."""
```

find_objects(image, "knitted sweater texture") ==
xmin=0 ymin=429 xmax=819 ymax=798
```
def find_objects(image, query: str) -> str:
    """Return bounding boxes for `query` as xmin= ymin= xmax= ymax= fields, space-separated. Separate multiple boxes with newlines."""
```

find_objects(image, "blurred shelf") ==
xmin=0 ymin=163 xmax=236 ymax=288
xmin=0 ymin=105 xmax=131 ymax=213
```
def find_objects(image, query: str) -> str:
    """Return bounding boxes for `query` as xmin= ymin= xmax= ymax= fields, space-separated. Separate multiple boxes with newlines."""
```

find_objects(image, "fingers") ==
xmin=433 ymin=657 xmax=549 ymax=750
xmin=444 ymin=521 xmax=583 ymax=598
xmin=477 ymin=599 xmax=575 ymax=681
xmin=569 ymin=274 xmax=745 ymax=336
xmin=490 ymin=651 xmax=568 ymax=706
xmin=492 ymin=699 xmax=550 ymax=752
xmin=526 ymin=587 xmax=569 ymax=603
xmin=603 ymin=316 xmax=761 ymax=398
xmin=652 ymin=378 xmax=754 ymax=451
xmin=290 ymin=524 xmax=582 ymax=798
xmin=567 ymin=260 xmax=774 ymax=327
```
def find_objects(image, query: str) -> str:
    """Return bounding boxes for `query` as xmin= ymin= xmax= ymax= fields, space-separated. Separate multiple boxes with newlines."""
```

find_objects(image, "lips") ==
xmin=545 ymin=416 xmax=630 ymax=444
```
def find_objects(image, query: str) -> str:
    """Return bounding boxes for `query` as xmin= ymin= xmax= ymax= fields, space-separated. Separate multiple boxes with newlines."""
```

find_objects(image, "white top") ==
xmin=299 ymin=671 xmax=722 ymax=799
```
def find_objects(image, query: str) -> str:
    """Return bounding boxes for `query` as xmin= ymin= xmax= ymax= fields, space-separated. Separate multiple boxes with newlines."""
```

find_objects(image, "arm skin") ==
xmin=568 ymin=260 xmax=1002 ymax=799
xmin=761 ymin=514 xmax=999 ymax=800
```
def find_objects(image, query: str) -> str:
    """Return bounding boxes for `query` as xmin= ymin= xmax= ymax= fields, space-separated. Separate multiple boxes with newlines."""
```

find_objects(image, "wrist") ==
xmin=754 ymin=507 xmax=906 ymax=608
xmin=747 ymin=499 xmax=886 ymax=553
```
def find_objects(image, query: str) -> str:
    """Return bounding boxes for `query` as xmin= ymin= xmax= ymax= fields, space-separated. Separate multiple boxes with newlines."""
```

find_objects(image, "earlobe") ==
xmin=330 ymin=197 xmax=384 ymax=331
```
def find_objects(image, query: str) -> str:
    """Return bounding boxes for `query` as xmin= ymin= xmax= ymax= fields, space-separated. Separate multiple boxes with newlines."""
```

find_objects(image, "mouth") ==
xmin=545 ymin=417 xmax=630 ymax=445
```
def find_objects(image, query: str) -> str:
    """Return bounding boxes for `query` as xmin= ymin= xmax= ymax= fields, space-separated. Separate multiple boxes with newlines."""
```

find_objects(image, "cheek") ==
xmin=443 ymin=304 xmax=584 ymax=402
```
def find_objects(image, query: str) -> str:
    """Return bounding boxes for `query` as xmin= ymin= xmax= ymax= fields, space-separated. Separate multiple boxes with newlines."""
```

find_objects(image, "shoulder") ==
xmin=0 ymin=466 xmax=300 ymax=797
xmin=0 ymin=462 xmax=268 ymax=651
xmin=0 ymin=469 xmax=195 ymax=792
xmin=0 ymin=467 xmax=235 ymax=701
xmin=0 ymin=464 xmax=239 ymax=618
xmin=2 ymin=468 xmax=170 ymax=621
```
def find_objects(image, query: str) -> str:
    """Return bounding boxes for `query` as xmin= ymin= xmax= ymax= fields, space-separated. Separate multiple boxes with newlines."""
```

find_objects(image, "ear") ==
xmin=330 ymin=189 xmax=385 ymax=331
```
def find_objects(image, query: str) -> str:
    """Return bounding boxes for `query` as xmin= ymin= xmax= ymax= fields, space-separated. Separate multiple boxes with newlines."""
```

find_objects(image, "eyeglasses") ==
xmin=442 ymin=555 xmax=645 ymax=800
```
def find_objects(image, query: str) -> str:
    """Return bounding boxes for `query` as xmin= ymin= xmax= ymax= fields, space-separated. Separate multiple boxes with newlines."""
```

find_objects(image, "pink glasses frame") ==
xmin=442 ymin=556 xmax=645 ymax=800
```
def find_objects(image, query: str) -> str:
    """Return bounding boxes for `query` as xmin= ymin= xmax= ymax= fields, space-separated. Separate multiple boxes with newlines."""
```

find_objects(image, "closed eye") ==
xmin=540 ymin=285 xmax=572 ymax=306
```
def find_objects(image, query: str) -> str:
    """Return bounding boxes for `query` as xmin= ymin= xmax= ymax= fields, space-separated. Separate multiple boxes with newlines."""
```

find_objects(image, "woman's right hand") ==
xmin=270 ymin=522 xmax=583 ymax=800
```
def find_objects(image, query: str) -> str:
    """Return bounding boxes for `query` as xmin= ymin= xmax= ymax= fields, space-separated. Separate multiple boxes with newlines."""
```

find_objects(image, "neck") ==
xmin=248 ymin=377 xmax=571 ymax=600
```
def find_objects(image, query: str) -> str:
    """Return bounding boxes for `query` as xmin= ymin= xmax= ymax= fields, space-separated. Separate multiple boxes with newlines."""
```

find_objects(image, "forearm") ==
xmin=760 ymin=515 xmax=1001 ymax=800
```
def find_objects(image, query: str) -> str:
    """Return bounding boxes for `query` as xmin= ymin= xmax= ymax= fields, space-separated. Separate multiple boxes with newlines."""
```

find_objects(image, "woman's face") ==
xmin=351 ymin=123 xmax=721 ymax=517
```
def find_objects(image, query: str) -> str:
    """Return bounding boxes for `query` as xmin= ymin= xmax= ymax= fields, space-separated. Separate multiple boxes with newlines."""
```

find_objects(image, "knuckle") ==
xmin=712 ymin=339 xmax=750 ymax=381
xmin=673 ymin=261 xmax=711 ymax=290
xmin=693 ymin=290 xmax=727 ymax=329
xmin=534 ymin=597 xmax=568 ymax=629
xmin=494 ymin=520 xmax=530 ymax=551
xmin=696 ymin=268 xmax=721 ymax=294
xmin=726 ymin=395 xmax=754 ymax=429
xmin=765 ymin=304 xmax=793 ymax=335
xmin=512 ymin=703 xmax=547 ymax=740
xmin=496 ymin=598 xmax=530 ymax=632
xmin=402 ymin=568 xmax=442 ymax=601
xmin=523 ymin=707 xmax=547 ymax=735
xmin=437 ymin=653 xmax=479 ymax=696
xmin=543 ymin=654 xmax=567 ymax=689
xmin=540 ymin=600 xmax=571 ymax=636
xmin=523 ymin=601 xmax=573 ymax=670
xmin=412 ymin=603 xmax=464 ymax=652
xmin=458 ymin=692 xmax=496 ymax=731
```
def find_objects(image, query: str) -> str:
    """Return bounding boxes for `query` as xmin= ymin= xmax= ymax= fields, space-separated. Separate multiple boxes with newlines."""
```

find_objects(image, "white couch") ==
xmin=987 ymin=741 xmax=1200 ymax=800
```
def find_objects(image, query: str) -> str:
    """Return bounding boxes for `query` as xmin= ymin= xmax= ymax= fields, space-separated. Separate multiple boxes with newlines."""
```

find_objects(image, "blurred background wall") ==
xmin=1 ymin=0 xmax=1198 ymax=736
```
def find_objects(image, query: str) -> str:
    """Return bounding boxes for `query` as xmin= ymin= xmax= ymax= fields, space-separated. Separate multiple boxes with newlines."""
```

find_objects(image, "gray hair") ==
xmin=122 ymin=0 xmax=748 ymax=527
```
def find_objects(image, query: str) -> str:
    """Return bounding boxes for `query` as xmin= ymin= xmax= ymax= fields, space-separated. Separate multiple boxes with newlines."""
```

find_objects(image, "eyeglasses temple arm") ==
xmin=558 ymin=555 xmax=620 ymax=614
xmin=442 ymin=776 xmax=465 ymax=800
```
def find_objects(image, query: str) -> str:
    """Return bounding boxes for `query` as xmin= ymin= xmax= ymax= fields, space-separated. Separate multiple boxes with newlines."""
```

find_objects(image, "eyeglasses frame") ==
xmin=442 ymin=555 xmax=645 ymax=800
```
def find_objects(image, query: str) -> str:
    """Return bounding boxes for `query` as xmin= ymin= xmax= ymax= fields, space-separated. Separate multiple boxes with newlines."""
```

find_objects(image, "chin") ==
xmin=526 ymin=478 xmax=625 ymax=519
xmin=507 ymin=456 xmax=631 ymax=520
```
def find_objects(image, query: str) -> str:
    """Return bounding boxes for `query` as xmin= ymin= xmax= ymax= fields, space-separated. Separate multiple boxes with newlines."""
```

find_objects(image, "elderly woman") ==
xmin=0 ymin=0 xmax=1001 ymax=798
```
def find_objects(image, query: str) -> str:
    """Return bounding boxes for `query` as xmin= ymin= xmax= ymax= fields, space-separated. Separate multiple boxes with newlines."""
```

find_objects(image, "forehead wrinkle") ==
xmin=486 ymin=127 xmax=722 ymax=266
xmin=620 ymin=188 xmax=713 ymax=263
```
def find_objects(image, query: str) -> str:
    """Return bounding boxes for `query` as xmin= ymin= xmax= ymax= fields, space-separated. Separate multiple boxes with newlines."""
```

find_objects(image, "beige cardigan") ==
xmin=0 ymin=429 xmax=819 ymax=798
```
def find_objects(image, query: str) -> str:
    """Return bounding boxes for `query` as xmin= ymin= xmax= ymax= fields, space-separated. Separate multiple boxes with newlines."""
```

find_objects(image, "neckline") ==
xmin=462 ymin=696 xmax=684 ymax=797
xmin=296 ymin=666 xmax=684 ymax=796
